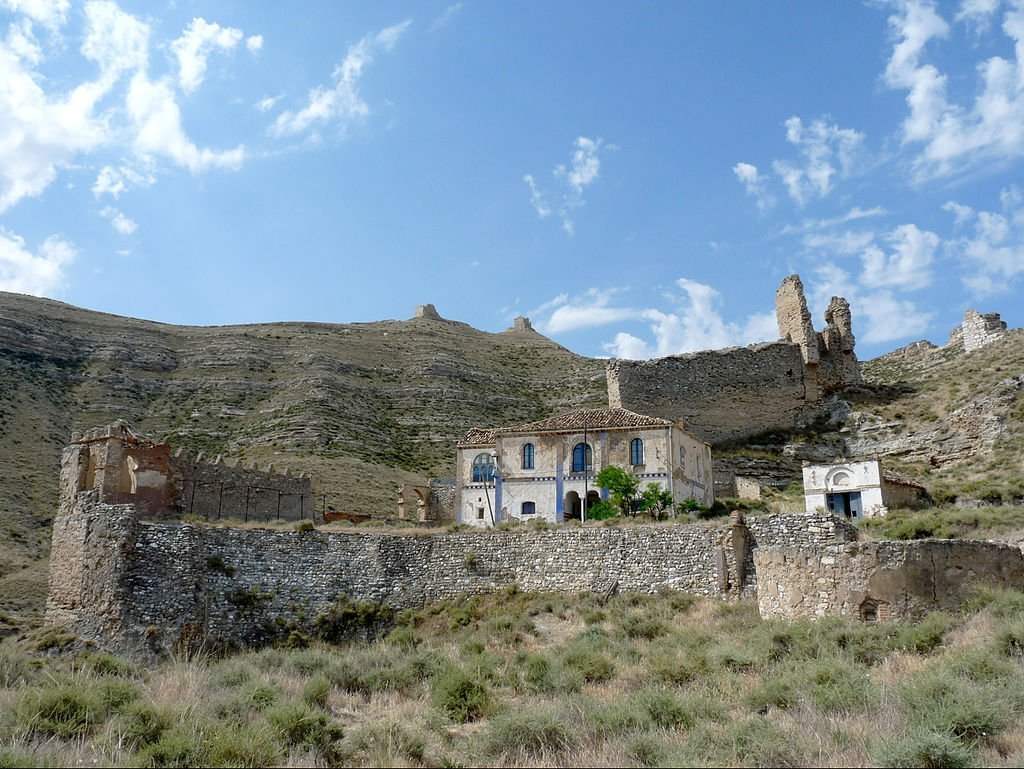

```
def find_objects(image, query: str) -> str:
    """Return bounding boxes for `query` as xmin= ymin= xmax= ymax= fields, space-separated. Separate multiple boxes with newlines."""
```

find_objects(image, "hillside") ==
xmin=0 ymin=291 xmax=606 ymax=630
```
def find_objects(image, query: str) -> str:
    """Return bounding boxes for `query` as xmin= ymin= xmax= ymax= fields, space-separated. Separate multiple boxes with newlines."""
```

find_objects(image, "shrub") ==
xmin=900 ymin=669 xmax=1010 ymax=742
xmin=313 ymin=594 xmax=394 ymax=644
xmin=294 ymin=520 xmax=315 ymax=533
xmin=898 ymin=612 xmax=954 ymax=654
xmin=627 ymin=734 xmax=666 ymax=767
xmin=80 ymin=651 xmax=136 ymax=678
xmin=432 ymin=668 xmax=492 ymax=723
xmin=302 ymin=674 xmax=332 ymax=709
xmin=621 ymin=613 xmax=668 ymax=641
xmin=633 ymin=687 xmax=689 ymax=728
xmin=482 ymin=708 xmax=578 ymax=759
xmin=139 ymin=722 xmax=208 ymax=768
xmin=15 ymin=681 xmax=108 ymax=738
xmin=872 ymin=731 xmax=974 ymax=768
xmin=115 ymin=701 xmax=175 ymax=749
xmin=745 ymin=676 xmax=799 ymax=713
xmin=205 ymin=722 xmax=283 ymax=767
xmin=344 ymin=721 xmax=426 ymax=765
xmin=265 ymin=701 xmax=341 ymax=749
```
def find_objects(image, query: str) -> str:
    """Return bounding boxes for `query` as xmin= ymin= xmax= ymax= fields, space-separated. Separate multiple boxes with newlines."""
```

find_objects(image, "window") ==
xmin=521 ymin=501 xmax=536 ymax=516
xmin=630 ymin=438 xmax=644 ymax=466
xmin=522 ymin=443 xmax=535 ymax=470
xmin=472 ymin=453 xmax=494 ymax=483
xmin=572 ymin=443 xmax=592 ymax=473
xmin=679 ymin=446 xmax=686 ymax=467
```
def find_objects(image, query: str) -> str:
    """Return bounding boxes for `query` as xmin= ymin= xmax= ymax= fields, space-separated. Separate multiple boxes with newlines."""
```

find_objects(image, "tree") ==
xmin=595 ymin=465 xmax=640 ymax=517
xmin=637 ymin=483 xmax=674 ymax=520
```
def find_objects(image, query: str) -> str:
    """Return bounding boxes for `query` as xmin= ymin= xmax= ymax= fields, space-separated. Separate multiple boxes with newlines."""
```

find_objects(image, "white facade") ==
xmin=455 ymin=408 xmax=714 ymax=527
xmin=803 ymin=459 xmax=926 ymax=521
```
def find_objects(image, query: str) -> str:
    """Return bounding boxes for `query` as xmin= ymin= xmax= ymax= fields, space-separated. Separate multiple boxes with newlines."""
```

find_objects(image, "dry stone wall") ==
xmin=756 ymin=539 xmax=1024 ymax=621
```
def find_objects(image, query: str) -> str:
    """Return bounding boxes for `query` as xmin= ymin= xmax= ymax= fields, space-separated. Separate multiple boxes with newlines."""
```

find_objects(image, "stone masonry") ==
xmin=607 ymin=274 xmax=860 ymax=444
xmin=959 ymin=310 xmax=1008 ymax=352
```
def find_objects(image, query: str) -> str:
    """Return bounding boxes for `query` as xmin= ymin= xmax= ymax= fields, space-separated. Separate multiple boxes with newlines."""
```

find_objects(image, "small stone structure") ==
xmin=608 ymin=274 xmax=860 ymax=444
xmin=948 ymin=309 xmax=1007 ymax=352
xmin=413 ymin=303 xmax=443 ymax=320
xmin=802 ymin=459 xmax=927 ymax=520
xmin=507 ymin=316 xmax=534 ymax=332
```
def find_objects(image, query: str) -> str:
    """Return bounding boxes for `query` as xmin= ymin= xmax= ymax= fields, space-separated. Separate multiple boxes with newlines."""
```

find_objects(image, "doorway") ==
xmin=827 ymin=491 xmax=863 ymax=521
xmin=564 ymin=491 xmax=582 ymax=521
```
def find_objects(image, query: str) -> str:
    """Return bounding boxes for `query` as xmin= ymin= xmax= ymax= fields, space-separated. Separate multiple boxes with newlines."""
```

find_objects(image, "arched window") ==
xmin=521 ymin=501 xmax=536 ymax=516
xmin=522 ymin=443 xmax=535 ymax=470
xmin=630 ymin=438 xmax=644 ymax=466
xmin=572 ymin=443 xmax=592 ymax=473
xmin=472 ymin=453 xmax=494 ymax=483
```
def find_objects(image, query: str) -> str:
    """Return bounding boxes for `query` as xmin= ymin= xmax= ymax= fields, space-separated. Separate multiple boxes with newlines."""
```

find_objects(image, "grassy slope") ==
xmin=4 ymin=588 xmax=1024 ymax=767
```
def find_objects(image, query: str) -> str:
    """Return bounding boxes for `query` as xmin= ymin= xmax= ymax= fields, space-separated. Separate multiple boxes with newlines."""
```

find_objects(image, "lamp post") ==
xmin=582 ymin=412 xmax=588 ymax=523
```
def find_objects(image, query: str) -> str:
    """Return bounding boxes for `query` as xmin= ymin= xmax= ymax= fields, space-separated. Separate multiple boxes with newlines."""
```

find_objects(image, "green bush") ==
xmin=432 ymin=668 xmax=492 ymax=723
xmin=745 ymin=676 xmax=799 ymax=713
xmin=302 ymin=674 xmax=332 ymax=709
xmin=115 ymin=701 xmax=175 ymax=749
xmin=344 ymin=721 xmax=426 ymax=765
xmin=265 ymin=700 xmax=341 ymax=749
xmin=313 ymin=594 xmax=394 ymax=643
xmin=897 ymin=612 xmax=954 ymax=654
xmin=481 ymin=707 xmax=578 ymax=759
xmin=15 ymin=681 xmax=109 ymax=738
xmin=633 ymin=687 xmax=689 ymax=728
xmin=900 ymin=669 xmax=1010 ymax=742
xmin=872 ymin=731 xmax=975 ymax=768
xmin=620 ymin=613 xmax=668 ymax=641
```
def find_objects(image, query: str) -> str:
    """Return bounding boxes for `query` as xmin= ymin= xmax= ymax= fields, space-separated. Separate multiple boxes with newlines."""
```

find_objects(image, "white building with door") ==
xmin=802 ymin=459 xmax=927 ymax=521
xmin=455 ymin=407 xmax=714 ymax=527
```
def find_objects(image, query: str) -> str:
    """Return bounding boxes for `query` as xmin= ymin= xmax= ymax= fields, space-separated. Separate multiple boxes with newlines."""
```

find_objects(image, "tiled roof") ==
xmin=881 ymin=468 xmax=927 ymax=491
xmin=501 ymin=407 xmax=674 ymax=434
xmin=457 ymin=427 xmax=498 ymax=447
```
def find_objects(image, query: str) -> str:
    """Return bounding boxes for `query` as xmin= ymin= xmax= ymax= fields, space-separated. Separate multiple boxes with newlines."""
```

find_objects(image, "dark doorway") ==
xmin=564 ymin=491 xmax=582 ymax=521
xmin=827 ymin=491 xmax=863 ymax=521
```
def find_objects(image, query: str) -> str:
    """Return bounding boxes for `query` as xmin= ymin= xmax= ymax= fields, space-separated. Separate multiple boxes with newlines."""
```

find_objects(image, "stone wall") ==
xmin=606 ymin=274 xmax=860 ymax=445
xmin=174 ymin=453 xmax=312 ymax=522
xmin=607 ymin=342 xmax=808 ymax=444
xmin=755 ymin=539 xmax=1024 ymax=621
xmin=961 ymin=310 xmax=1007 ymax=352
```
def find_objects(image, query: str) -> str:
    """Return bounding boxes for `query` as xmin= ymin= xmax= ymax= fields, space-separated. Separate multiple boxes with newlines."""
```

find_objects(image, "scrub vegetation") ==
xmin=5 ymin=587 xmax=1024 ymax=767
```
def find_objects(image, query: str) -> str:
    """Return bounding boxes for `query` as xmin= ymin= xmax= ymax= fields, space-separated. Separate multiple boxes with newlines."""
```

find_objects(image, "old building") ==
xmin=802 ymin=459 xmax=927 ymax=521
xmin=455 ymin=407 xmax=713 ymax=526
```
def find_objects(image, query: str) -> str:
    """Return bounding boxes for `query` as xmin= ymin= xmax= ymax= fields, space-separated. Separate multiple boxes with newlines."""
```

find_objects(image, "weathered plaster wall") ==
xmin=755 ymin=539 xmax=1024 ymax=621
xmin=607 ymin=342 xmax=809 ymax=444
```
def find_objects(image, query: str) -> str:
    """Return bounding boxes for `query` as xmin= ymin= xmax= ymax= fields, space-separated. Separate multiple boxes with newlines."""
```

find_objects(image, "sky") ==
xmin=1 ymin=0 xmax=1024 ymax=361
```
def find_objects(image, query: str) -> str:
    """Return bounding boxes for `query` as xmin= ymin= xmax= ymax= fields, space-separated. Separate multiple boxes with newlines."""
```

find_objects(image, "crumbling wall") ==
xmin=607 ymin=342 xmax=808 ymax=443
xmin=959 ymin=310 xmax=1007 ymax=352
xmin=607 ymin=275 xmax=860 ymax=444
xmin=755 ymin=539 xmax=1024 ymax=621
xmin=172 ymin=453 xmax=312 ymax=522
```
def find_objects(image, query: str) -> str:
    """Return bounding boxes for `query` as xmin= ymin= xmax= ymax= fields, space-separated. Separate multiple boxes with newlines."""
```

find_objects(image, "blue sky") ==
xmin=1 ymin=1 xmax=1023 ymax=360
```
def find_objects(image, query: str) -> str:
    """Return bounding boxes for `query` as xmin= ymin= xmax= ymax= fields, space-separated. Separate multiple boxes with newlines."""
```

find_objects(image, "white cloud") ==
xmin=733 ymin=162 xmax=775 ymax=211
xmin=0 ymin=0 xmax=70 ymax=32
xmin=246 ymin=34 xmax=263 ymax=53
xmin=100 ymin=205 xmax=137 ymax=234
xmin=170 ymin=17 xmax=244 ymax=93
xmin=810 ymin=262 xmax=932 ymax=344
xmin=92 ymin=163 xmax=156 ymax=198
xmin=270 ymin=20 xmax=411 ymax=138
xmin=777 ymin=206 xmax=888 ymax=236
xmin=885 ymin=0 xmax=1024 ymax=178
xmin=771 ymin=116 xmax=865 ymax=206
xmin=803 ymin=229 xmax=878 ymax=255
xmin=943 ymin=200 xmax=974 ymax=226
xmin=0 ymin=14 xmax=111 ymax=211
xmin=860 ymin=223 xmax=939 ymax=289
xmin=126 ymin=72 xmax=244 ymax=172
xmin=0 ymin=228 xmax=75 ymax=296
xmin=81 ymin=0 xmax=149 ymax=85
xmin=540 ymin=288 xmax=637 ymax=334
xmin=430 ymin=2 xmax=465 ymax=31
xmin=949 ymin=186 xmax=1024 ymax=296
xmin=524 ymin=137 xmax=607 ymax=235
xmin=255 ymin=94 xmax=280 ymax=112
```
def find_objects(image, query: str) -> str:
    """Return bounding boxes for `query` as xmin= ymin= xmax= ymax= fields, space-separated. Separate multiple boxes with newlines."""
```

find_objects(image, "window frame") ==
xmin=472 ymin=453 xmax=495 ymax=483
xmin=571 ymin=442 xmax=593 ymax=473
xmin=522 ymin=442 xmax=535 ymax=470
xmin=630 ymin=437 xmax=644 ymax=466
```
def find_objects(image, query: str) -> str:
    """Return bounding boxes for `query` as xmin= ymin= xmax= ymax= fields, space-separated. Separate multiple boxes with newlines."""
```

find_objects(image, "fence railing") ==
xmin=178 ymin=479 xmax=374 ymax=525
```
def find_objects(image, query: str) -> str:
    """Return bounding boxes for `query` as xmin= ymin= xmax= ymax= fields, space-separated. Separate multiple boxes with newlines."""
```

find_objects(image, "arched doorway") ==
xmin=564 ymin=490 xmax=582 ymax=520
xmin=586 ymin=490 xmax=601 ymax=514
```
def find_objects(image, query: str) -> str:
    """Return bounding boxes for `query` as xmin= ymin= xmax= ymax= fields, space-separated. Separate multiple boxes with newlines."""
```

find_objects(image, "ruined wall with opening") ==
xmin=755 ymin=539 xmax=1024 ymax=621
